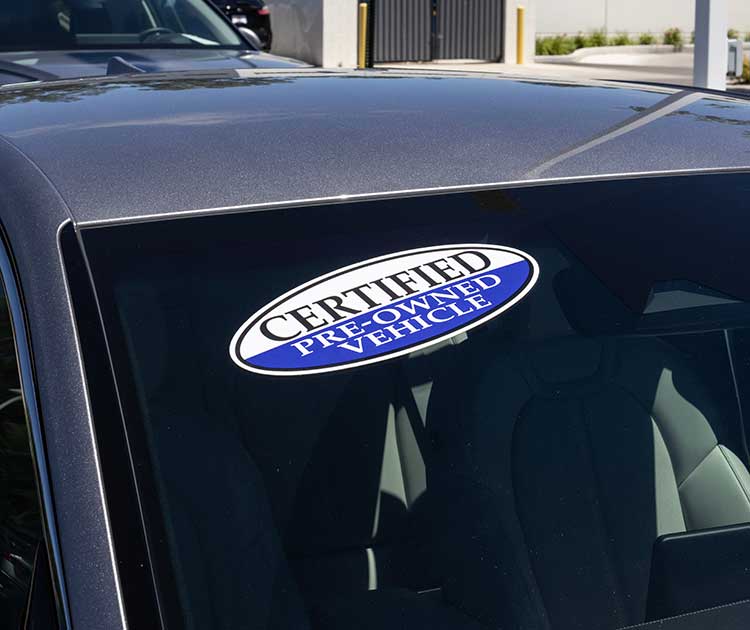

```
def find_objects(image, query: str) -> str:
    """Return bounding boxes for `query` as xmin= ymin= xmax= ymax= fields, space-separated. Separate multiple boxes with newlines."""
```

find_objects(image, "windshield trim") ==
xmin=76 ymin=165 xmax=750 ymax=230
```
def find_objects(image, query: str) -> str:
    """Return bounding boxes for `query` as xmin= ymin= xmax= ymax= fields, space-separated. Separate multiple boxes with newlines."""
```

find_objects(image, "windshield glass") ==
xmin=81 ymin=174 xmax=750 ymax=630
xmin=0 ymin=0 xmax=243 ymax=51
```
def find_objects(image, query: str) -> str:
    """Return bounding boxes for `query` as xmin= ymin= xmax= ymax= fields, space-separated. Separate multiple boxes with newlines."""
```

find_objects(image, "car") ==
xmin=210 ymin=0 xmax=272 ymax=50
xmin=0 ymin=0 xmax=304 ymax=85
xmin=1 ymin=68 xmax=750 ymax=629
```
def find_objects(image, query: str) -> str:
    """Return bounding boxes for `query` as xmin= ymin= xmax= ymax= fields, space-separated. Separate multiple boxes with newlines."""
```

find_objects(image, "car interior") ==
xmin=110 ymin=220 xmax=750 ymax=630
xmin=0 ymin=0 xmax=240 ymax=50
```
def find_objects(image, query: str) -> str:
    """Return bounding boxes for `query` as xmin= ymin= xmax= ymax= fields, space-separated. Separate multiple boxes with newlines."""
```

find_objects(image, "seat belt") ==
xmin=395 ymin=359 xmax=433 ymax=470
xmin=393 ymin=339 xmax=466 ymax=472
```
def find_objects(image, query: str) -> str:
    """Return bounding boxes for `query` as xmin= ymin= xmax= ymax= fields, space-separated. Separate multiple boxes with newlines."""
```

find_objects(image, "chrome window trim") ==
xmin=57 ymin=220 xmax=128 ymax=629
xmin=77 ymin=165 xmax=750 ymax=229
xmin=0 ymin=225 xmax=72 ymax=628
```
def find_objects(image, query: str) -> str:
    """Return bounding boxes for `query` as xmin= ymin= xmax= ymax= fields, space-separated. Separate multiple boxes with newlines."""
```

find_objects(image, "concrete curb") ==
xmin=537 ymin=44 xmax=681 ymax=64
xmin=536 ymin=42 xmax=750 ymax=65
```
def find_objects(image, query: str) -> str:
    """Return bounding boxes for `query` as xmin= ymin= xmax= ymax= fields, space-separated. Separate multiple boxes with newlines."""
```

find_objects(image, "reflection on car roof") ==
xmin=0 ymin=69 xmax=749 ymax=226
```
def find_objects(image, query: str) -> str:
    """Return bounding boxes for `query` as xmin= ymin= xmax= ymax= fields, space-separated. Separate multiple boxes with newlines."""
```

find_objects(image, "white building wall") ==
xmin=269 ymin=0 xmax=357 ymax=67
xmin=537 ymin=0 xmax=750 ymax=36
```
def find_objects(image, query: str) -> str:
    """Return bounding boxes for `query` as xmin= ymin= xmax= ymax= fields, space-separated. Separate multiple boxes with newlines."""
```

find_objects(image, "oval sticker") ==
xmin=230 ymin=244 xmax=539 ymax=376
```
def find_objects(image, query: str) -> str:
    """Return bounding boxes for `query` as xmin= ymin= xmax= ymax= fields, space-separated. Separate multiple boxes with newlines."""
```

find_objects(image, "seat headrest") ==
xmin=554 ymin=266 xmax=636 ymax=336
xmin=286 ymin=368 xmax=396 ymax=553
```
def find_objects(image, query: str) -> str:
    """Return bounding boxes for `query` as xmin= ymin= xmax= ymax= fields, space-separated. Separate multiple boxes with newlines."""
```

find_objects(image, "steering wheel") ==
xmin=138 ymin=27 xmax=176 ymax=42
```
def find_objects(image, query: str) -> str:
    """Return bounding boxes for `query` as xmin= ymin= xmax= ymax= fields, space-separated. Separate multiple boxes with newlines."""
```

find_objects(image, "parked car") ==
xmin=0 ymin=0 xmax=304 ymax=85
xmin=1 ymin=69 xmax=750 ymax=629
xmin=210 ymin=0 xmax=272 ymax=50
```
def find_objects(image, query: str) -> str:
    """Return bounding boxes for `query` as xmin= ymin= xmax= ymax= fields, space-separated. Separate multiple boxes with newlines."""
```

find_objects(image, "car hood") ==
xmin=0 ymin=48 xmax=308 ymax=83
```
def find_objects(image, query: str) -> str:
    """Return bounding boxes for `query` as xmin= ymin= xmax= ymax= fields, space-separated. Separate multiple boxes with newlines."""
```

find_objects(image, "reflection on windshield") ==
xmin=0 ymin=0 xmax=243 ymax=51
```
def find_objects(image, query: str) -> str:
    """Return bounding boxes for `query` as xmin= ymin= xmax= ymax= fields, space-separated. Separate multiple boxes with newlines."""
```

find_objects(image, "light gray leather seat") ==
xmin=429 ymin=332 xmax=750 ymax=630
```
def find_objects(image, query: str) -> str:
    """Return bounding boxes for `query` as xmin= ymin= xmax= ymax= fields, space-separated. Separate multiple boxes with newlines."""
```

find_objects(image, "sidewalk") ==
xmin=380 ymin=49 xmax=748 ymax=92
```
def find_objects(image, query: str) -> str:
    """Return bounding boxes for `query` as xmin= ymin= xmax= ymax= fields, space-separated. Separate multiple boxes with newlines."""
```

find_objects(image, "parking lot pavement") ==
xmin=380 ymin=52 xmax=725 ymax=90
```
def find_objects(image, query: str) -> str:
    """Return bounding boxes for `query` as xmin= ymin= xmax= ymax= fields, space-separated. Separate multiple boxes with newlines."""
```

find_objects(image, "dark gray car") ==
xmin=1 ymin=69 xmax=750 ymax=629
xmin=0 ymin=0 xmax=305 ymax=84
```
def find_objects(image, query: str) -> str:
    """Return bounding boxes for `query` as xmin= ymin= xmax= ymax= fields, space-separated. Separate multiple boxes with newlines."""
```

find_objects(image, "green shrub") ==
xmin=611 ymin=32 xmax=631 ymax=46
xmin=551 ymin=35 xmax=577 ymax=55
xmin=536 ymin=29 xmax=627 ymax=56
xmin=743 ymin=55 xmax=750 ymax=83
xmin=589 ymin=29 xmax=607 ymax=47
xmin=728 ymin=28 xmax=740 ymax=39
xmin=638 ymin=32 xmax=656 ymax=45
xmin=663 ymin=27 xmax=683 ymax=47
xmin=535 ymin=35 xmax=577 ymax=56
xmin=573 ymin=32 xmax=591 ymax=49
xmin=745 ymin=32 xmax=750 ymax=42
xmin=535 ymin=36 xmax=550 ymax=55
xmin=691 ymin=30 xmax=696 ymax=43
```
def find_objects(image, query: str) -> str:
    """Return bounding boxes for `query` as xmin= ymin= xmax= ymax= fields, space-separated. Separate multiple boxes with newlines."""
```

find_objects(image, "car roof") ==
xmin=0 ymin=68 xmax=749 ymax=227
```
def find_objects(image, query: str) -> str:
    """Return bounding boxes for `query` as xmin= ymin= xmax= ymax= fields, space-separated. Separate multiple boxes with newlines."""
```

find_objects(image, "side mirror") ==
xmin=238 ymin=27 xmax=263 ymax=51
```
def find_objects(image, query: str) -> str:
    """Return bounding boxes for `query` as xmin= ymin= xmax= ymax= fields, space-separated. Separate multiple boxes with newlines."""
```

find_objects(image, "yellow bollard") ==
xmin=516 ymin=6 xmax=525 ymax=64
xmin=358 ymin=3 xmax=368 ymax=69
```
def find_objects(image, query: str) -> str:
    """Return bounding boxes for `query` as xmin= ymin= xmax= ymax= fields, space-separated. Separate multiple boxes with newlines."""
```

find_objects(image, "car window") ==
xmin=0 ymin=284 xmax=43 ymax=626
xmin=82 ymin=173 xmax=750 ymax=630
xmin=0 ymin=0 xmax=243 ymax=51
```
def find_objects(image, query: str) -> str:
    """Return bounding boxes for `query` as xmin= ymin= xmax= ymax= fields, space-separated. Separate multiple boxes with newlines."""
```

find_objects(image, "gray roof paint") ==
xmin=0 ymin=135 xmax=126 ymax=629
xmin=1 ymin=69 xmax=750 ymax=226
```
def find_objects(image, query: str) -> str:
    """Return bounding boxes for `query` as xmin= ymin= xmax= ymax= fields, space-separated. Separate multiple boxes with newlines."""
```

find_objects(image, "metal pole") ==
xmin=516 ymin=6 xmax=525 ymax=64
xmin=358 ymin=3 xmax=368 ymax=69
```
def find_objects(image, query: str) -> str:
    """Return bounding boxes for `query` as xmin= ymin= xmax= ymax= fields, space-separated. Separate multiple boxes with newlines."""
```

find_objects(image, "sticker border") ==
xmin=229 ymin=243 xmax=539 ymax=376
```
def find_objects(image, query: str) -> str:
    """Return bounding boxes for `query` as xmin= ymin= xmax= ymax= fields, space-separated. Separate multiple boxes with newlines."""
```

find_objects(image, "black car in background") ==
xmin=0 ymin=0 xmax=301 ymax=85
xmin=211 ymin=0 xmax=271 ymax=50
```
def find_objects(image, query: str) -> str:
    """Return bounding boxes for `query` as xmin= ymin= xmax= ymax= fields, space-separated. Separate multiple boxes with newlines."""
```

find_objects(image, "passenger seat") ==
xmin=427 ymin=273 xmax=750 ymax=630
xmin=119 ymin=280 xmax=486 ymax=630
xmin=286 ymin=363 xmax=485 ymax=629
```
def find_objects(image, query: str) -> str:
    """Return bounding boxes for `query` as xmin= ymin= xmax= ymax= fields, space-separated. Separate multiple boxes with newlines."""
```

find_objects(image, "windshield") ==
xmin=0 ymin=0 xmax=243 ymax=51
xmin=81 ymin=174 xmax=750 ymax=630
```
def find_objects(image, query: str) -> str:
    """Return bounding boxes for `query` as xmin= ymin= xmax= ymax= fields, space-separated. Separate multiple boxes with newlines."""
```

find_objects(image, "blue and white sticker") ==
xmin=230 ymin=244 xmax=539 ymax=376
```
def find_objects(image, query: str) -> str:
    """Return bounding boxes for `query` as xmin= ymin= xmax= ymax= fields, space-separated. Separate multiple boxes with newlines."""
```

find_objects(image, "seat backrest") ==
xmin=116 ymin=281 xmax=310 ymax=630
xmin=285 ymin=361 xmax=438 ymax=600
xmin=428 ymin=334 xmax=750 ymax=630
xmin=181 ymin=269 xmax=434 ymax=602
